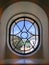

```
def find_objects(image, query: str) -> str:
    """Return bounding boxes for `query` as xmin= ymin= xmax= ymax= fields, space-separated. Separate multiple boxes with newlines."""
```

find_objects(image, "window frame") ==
xmin=7 ymin=13 xmax=42 ymax=56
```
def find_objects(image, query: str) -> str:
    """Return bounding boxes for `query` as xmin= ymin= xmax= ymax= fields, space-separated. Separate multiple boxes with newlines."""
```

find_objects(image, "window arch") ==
xmin=0 ymin=1 xmax=48 ymax=63
xmin=7 ymin=13 xmax=41 ymax=56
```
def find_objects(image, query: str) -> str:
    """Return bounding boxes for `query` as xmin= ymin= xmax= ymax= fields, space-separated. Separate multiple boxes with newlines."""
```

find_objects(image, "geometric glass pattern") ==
xmin=9 ymin=17 xmax=40 ymax=55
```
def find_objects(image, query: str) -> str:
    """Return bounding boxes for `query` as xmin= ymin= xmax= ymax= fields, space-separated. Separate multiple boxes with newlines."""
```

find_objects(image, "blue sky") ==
xmin=11 ymin=20 xmax=38 ymax=38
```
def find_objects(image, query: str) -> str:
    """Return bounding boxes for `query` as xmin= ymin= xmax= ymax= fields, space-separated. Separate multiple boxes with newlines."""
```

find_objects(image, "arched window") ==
xmin=7 ymin=13 xmax=40 ymax=55
xmin=1 ymin=1 xmax=48 ymax=63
